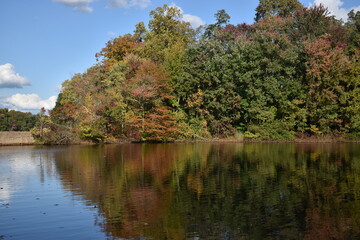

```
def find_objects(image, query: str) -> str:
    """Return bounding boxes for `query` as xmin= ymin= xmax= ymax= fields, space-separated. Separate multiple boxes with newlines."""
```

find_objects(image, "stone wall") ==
xmin=0 ymin=131 xmax=35 ymax=145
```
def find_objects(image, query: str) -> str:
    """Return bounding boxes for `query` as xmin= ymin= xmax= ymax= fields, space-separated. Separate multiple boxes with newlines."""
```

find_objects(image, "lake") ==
xmin=0 ymin=143 xmax=360 ymax=239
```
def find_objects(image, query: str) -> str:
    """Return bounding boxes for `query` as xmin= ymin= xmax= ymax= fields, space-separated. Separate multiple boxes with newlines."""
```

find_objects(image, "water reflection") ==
xmin=51 ymin=143 xmax=360 ymax=239
xmin=0 ymin=146 xmax=57 ymax=204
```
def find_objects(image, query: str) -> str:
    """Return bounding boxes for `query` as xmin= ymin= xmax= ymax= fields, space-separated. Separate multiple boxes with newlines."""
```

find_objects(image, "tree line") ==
xmin=33 ymin=0 xmax=360 ymax=143
xmin=0 ymin=108 xmax=38 ymax=131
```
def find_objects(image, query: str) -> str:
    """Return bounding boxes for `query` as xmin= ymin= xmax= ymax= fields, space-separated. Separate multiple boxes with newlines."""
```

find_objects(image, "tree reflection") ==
xmin=53 ymin=143 xmax=360 ymax=239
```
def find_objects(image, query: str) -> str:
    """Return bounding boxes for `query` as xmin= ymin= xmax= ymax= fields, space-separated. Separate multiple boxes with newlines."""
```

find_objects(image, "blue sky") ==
xmin=0 ymin=0 xmax=359 ymax=112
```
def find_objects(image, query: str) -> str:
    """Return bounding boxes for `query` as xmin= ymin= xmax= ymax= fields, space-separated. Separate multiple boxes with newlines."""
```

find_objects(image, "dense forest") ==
xmin=33 ymin=0 xmax=360 ymax=143
xmin=0 ymin=108 xmax=38 ymax=131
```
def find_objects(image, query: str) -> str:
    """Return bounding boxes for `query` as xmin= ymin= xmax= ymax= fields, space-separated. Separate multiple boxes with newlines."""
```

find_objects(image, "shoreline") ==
xmin=1 ymin=131 xmax=359 ymax=146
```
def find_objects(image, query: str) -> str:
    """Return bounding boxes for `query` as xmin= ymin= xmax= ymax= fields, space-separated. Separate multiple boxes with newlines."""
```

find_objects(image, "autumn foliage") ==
xmin=35 ymin=2 xmax=360 ymax=143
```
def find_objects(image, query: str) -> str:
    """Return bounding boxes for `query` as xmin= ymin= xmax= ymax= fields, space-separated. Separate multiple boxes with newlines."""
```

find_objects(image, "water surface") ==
xmin=1 ymin=143 xmax=360 ymax=239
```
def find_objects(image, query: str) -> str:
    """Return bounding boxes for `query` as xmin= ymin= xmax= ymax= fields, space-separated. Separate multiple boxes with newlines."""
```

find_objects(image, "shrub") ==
xmin=244 ymin=121 xmax=295 ymax=140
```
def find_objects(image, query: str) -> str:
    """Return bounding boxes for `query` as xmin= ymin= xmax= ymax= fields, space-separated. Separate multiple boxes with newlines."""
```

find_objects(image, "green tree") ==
xmin=346 ymin=10 xmax=360 ymax=54
xmin=0 ymin=108 xmax=38 ymax=131
xmin=337 ymin=50 xmax=360 ymax=134
xmin=255 ymin=0 xmax=302 ymax=22
xmin=176 ymin=38 xmax=243 ymax=136
xmin=141 ymin=4 xmax=196 ymax=64
xmin=239 ymin=17 xmax=306 ymax=138
xmin=133 ymin=21 xmax=147 ymax=42
xmin=204 ymin=9 xmax=231 ymax=39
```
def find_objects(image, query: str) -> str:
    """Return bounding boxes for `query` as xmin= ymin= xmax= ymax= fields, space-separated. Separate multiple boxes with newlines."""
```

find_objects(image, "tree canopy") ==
xmin=0 ymin=108 xmax=38 ymax=131
xmin=254 ymin=0 xmax=302 ymax=22
xmin=34 ymin=3 xmax=360 ymax=143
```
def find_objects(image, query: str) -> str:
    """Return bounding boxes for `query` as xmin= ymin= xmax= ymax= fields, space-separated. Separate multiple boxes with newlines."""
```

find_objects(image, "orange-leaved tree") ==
xmin=122 ymin=54 xmax=178 ymax=141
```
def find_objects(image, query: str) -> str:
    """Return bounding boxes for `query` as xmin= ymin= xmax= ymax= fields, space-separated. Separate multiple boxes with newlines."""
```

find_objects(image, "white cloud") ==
xmin=0 ymin=150 xmax=51 ymax=204
xmin=183 ymin=14 xmax=205 ymax=29
xmin=108 ymin=0 xmax=126 ymax=8
xmin=54 ymin=0 xmax=94 ymax=13
xmin=108 ymin=0 xmax=151 ymax=9
xmin=0 ymin=63 xmax=30 ymax=88
xmin=4 ymin=94 xmax=57 ymax=110
xmin=107 ymin=31 xmax=118 ymax=36
xmin=312 ymin=0 xmax=360 ymax=21
xmin=171 ymin=4 xmax=205 ymax=28
xmin=56 ymin=84 xmax=63 ymax=92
